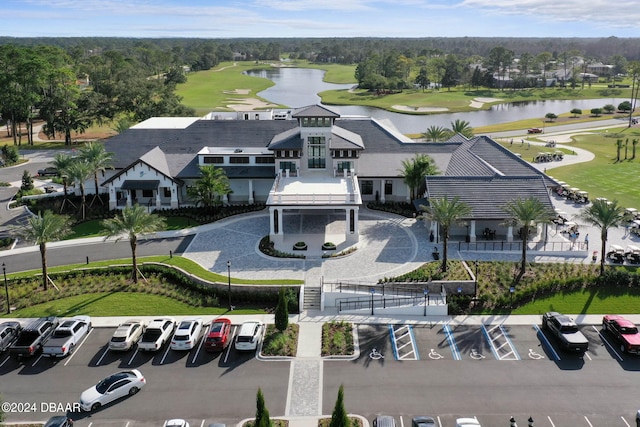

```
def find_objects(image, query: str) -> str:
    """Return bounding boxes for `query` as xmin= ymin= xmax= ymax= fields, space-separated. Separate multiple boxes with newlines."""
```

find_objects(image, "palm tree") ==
xmin=449 ymin=119 xmax=474 ymax=138
xmin=66 ymin=159 xmax=94 ymax=220
xmin=51 ymin=152 xmax=76 ymax=212
xmin=502 ymin=196 xmax=554 ymax=282
xmin=400 ymin=154 xmax=438 ymax=200
xmin=19 ymin=211 xmax=71 ymax=290
xmin=577 ymin=199 xmax=626 ymax=276
xmin=422 ymin=125 xmax=450 ymax=142
xmin=78 ymin=141 xmax=113 ymax=206
xmin=420 ymin=196 xmax=471 ymax=273
xmin=187 ymin=166 xmax=232 ymax=209
xmin=101 ymin=205 xmax=167 ymax=283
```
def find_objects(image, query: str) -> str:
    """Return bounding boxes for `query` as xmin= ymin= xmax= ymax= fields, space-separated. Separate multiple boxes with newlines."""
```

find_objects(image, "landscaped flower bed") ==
xmin=322 ymin=321 xmax=354 ymax=356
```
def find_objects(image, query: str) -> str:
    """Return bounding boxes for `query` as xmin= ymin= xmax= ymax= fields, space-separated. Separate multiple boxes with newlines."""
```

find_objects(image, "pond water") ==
xmin=245 ymin=68 xmax=631 ymax=134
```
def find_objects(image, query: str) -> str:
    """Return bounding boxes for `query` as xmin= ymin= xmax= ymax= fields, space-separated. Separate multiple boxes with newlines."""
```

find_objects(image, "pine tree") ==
xmin=275 ymin=287 xmax=289 ymax=332
xmin=255 ymin=388 xmax=272 ymax=427
xmin=330 ymin=384 xmax=350 ymax=427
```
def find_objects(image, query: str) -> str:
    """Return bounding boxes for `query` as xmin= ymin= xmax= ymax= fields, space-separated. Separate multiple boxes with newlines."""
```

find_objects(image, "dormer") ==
xmin=292 ymin=105 xmax=340 ymax=128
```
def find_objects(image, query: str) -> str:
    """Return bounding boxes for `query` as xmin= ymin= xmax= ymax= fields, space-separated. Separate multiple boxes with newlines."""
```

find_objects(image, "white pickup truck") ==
xmin=42 ymin=316 xmax=91 ymax=358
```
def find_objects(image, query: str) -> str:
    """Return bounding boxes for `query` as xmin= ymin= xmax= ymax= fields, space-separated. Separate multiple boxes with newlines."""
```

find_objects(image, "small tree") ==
xmin=570 ymin=108 xmax=582 ymax=117
xmin=591 ymin=108 xmax=603 ymax=117
xmin=545 ymin=112 xmax=557 ymax=122
xmin=255 ymin=388 xmax=272 ymax=427
xmin=20 ymin=170 xmax=34 ymax=192
xmin=330 ymin=385 xmax=351 ymax=427
xmin=603 ymin=104 xmax=616 ymax=114
xmin=618 ymin=101 xmax=632 ymax=112
xmin=274 ymin=287 xmax=289 ymax=332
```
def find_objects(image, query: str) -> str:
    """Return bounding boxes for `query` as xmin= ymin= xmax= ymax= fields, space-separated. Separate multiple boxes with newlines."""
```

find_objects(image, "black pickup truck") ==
xmin=9 ymin=317 xmax=59 ymax=358
xmin=542 ymin=311 xmax=589 ymax=353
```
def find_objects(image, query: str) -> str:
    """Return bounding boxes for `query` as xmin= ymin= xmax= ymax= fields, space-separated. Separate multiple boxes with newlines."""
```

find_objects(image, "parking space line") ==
xmin=125 ymin=422 xmax=130 ymax=427
xmin=192 ymin=324 xmax=210 ymax=364
xmin=388 ymin=325 xmax=399 ymax=359
xmin=480 ymin=325 xmax=500 ymax=359
xmin=95 ymin=347 xmax=109 ymax=366
xmin=437 ymin=416 xmax=443 ymax=427
xmin=128 ymin=348 xmax=139 ymax=365
xmin=160 ymin=343 xmax=172 ymax=364
xmin=533 ymin=324 xmax=561 ymax=361
xmin=64 ymin=327 xmax=93 ymax=366
xmin=31 ymin=354 xmax=43 ymax=367
xmin=621 ymin=416 xmax=631 ymax=427
xmin=223 ymin=326 xmax=237 ymax=364
xmin=0 ymin=355 xmax=10 ymax=367
xmin=592 ymin=325 xmax=624 ymax=362
xmin=443 ymin=324 xmax=461 ymax=360
xmin=498 ymin=325 xmax=521 ymax=360
xmin=547 ymin=416 xmax=556 ymax=427
xmin=200 ymin=419 xmax=205 ymax=427
xmin=87 ymin=422 xmax=92 ymax=427
xmin=584 ymin=415 xmax=593 ymax=426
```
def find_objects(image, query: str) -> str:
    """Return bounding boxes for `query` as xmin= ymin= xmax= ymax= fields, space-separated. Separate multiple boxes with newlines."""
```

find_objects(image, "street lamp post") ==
xmin=370 ymin=288 xmax=375 ymax=316
xmin=423 ymin=289 xmax=429 ymax=316
xmin=2 ymin=263 xmax=9 ymax=314
xmin=474 ymin=260 xmax=478 ymax=298
xmin=510 ymin=286 xmax=515 ymax=309
xmin=227 ymin=260 xmax=232 ymax=311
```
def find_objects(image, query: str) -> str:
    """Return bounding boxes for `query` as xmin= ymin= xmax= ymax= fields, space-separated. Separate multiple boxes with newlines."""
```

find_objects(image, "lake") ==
xmin=245 ymin=68 xmax=631 ymax=134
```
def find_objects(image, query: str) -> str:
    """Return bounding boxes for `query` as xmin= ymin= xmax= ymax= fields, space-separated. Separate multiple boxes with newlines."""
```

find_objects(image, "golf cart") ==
xmin=625 ymin=245 xmax=640 ymax=264
xmin=576 ymin=191 xmax=589 ymax=204
xmin=606 ymin=244 xmax=626 ymax=264
xmin=630 ymin=220 xmax=640 ymax=237
xmin=553 ymin=209 xmax=569 ymax=225
xmin=552 ymin=151 xmax=564 ymax=161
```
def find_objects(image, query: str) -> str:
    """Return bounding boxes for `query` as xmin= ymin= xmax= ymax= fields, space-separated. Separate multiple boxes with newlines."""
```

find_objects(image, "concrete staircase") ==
xmin=302 ymin=286 xmax=321 ymax=311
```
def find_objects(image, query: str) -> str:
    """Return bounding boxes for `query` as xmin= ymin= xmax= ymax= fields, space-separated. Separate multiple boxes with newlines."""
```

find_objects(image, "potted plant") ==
xmin=322 ymin=242 xmax=337 ymax=250
xmin=293 ymin=241 xmax=307 ymax=251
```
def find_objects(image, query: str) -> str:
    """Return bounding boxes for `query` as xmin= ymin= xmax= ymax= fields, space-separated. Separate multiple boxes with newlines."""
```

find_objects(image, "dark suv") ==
xmin=37 ymin=167 xmax=59 ymax=177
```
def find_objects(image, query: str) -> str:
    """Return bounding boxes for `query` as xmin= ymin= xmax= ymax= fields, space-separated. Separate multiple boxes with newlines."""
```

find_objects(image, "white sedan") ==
xmin=109 ymin=320 xmax=146 ymax=351
xmin=170 ymin=318 xmax=203 ymax=351
xmin=165 ymin=420 xmax=190 ymax=427
xmin=80 ymin=369 xmax=146 ymax=411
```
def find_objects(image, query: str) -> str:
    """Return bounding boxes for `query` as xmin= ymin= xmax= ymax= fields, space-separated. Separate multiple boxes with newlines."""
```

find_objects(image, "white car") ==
xmin=109 ymin=320 xmax=146 ymax=351
xmin=80 ymin=369 xmax=146 ymax=411
xmin=165 ymin=420 xmax=190 ymax=427
xmin=456 ymin=418 xmax=481 ymax=427
xmin=138 ymin=318 xmax=176 ymax=351
xmin=170 ymin=318 xmax=203 ymax=351
xmin=235 ymin=320 xmax=263 ymax=352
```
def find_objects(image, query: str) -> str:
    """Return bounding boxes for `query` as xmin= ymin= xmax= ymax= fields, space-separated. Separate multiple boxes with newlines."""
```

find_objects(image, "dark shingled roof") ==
xmin=425 ymin=175 xmax=554 ymax=219
xmin=292 ymin=105 xmax=340 ymax=118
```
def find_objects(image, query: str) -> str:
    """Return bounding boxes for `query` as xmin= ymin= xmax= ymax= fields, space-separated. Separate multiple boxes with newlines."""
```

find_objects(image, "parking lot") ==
xmin=2 ymin=320 xmax=640 ymax=427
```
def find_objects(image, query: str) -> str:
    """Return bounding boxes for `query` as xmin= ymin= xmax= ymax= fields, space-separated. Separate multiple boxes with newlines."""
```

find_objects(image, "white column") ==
xmin=469 ymin=220 xmax=476 ymax=243
xmin=269 ymin=207 xmax=276 ymax=236
xmin=126 ymin=191 xmax=132 ymax=207
xmin=380 ymin=180 xmax=386 ymax=204
xmin=406 ymin=183 xmax=411 ymax=202
xmin=277 ymin=207 xmax=283 ymax=236
xmin=155 ymin=191 xmax=161 ymax=209
xmin=248 ymin=180 xmax=254 ymax=204
xmin=108 ymin=186 xmax=116 ymax=210
xmin=507 ymin=225 xmax=514 ymax=242
xmin=170 ymin=185 xmax=178 ymax=209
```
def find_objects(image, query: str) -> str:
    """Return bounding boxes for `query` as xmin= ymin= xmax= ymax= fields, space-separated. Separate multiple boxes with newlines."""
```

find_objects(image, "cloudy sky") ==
xmin=2 ymin=0 xmax=638 ymax=38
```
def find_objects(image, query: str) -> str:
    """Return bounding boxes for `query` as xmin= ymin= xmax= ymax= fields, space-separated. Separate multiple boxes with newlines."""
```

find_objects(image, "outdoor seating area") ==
xmin=482 ymin=227 xmax=497 ymax=240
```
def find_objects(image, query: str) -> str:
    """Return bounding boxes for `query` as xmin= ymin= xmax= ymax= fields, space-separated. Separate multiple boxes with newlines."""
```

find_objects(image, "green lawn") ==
xmin=511 ymin=287 xmax=640 ymax=315
xmin=65 ymin=216 xmax=196 ymax=239
xmin=3 ymin=292 xmax=264 ymax=318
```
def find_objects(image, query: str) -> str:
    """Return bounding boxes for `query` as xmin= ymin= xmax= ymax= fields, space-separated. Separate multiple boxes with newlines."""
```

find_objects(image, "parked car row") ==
xmin=376 ymin=414 xmax=480 ymax=427
xmin=5 ymin=316 xmax=91 ymax=359
xmin=606 ymin=244 xmax=640 ymax=264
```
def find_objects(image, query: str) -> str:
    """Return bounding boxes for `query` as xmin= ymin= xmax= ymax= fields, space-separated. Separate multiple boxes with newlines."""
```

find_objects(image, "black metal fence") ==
xmin=455 ymin=240 xmax=588 ymax=252
xmin=336 ymin=294 xmax=444 ymax=312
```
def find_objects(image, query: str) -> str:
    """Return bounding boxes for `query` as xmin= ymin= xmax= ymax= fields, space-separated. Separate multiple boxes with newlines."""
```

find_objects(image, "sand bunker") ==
xmin=223 ymin=89 xmax=251 ymax=95
xmin=226 ymin=97 xmax=278 ymax=111
xmin=392 ymin=105 xmax=449 ymax=113
xmin=469 ymin=97 xmax=503 ymax=108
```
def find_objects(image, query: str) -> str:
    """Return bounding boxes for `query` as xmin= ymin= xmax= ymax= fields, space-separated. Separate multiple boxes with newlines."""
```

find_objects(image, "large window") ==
xmin=307 ymin=136 xmax=326 ymax=169
xmin=229 ymin=157 xmax=249 ymax=164
xmin=203 ymin=156 xmax=223 ymax=164
xmin=279 ymin=161 xmax=296 ymax=172
xmin=337 ymin=161 xmax=352 ymax=172
xmin=385 ymin=180 xmax=393 ymax=195
xmin=361 ymin=180 xmax=373 ymax=195
xmin=255 ymin=157 xmax=275 ymax=164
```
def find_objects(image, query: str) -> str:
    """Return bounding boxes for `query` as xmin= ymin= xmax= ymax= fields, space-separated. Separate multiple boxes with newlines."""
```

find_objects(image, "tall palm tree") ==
xmin=420 ymin=196 xmax=471 ymax=273
xmin=51 ymin=152 xmax=76 ymax=212
xmin=66 ymin=159 xmax=94 ymax=220
xmin=78 ymin=141 xmax=113 ymax=206
xmin=577 ymin=199 xmax=626 ymax=276
xmin=101 ymin=205 xmax=167 ymax=283
xmin=503 ymin=196 xmax=554 ymax=282
xmin=400 ymin=154 xmax=438 ymax=200
xmin=422 ymin=125 xmax=450 ymax=142
xmin=19 ymin=211 xmax=71 ymax=290
xmin=449 ymin=119 xmax=474 ymax=138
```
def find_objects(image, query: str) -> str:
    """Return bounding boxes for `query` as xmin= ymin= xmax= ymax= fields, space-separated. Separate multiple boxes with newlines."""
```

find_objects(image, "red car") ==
xmin=602 ymin=315 xmax=640 ymax=354
xmin=527 ymin=128 xmax=543 ymax=134
xmin=204 ymin=318 xmax=232 ymax=352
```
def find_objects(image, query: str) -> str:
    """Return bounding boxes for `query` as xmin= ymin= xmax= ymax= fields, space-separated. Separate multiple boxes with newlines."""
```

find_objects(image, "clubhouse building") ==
xmin=101 ymin=105 xmax=556 ymax=246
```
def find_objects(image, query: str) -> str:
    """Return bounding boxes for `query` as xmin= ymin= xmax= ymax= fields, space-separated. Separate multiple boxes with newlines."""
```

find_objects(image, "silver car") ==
xmin=109 ymin=320 xmax=146 ymax=351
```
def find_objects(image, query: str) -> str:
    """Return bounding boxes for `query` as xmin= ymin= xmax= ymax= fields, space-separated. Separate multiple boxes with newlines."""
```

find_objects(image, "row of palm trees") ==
xmin=20 ymin=205 xmax=165 ymax=290
xmin=421 ymin=196 xmax=627 ymax=281
xmin=51 ymin=142 xmax=113 ymax=220
xmin=422 ymin=119 xmax=474 ymax=142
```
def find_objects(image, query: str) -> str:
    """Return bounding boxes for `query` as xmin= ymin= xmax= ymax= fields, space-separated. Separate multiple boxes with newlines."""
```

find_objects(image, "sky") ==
xmin=1 ymin=0 xmax=639 ymax=39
